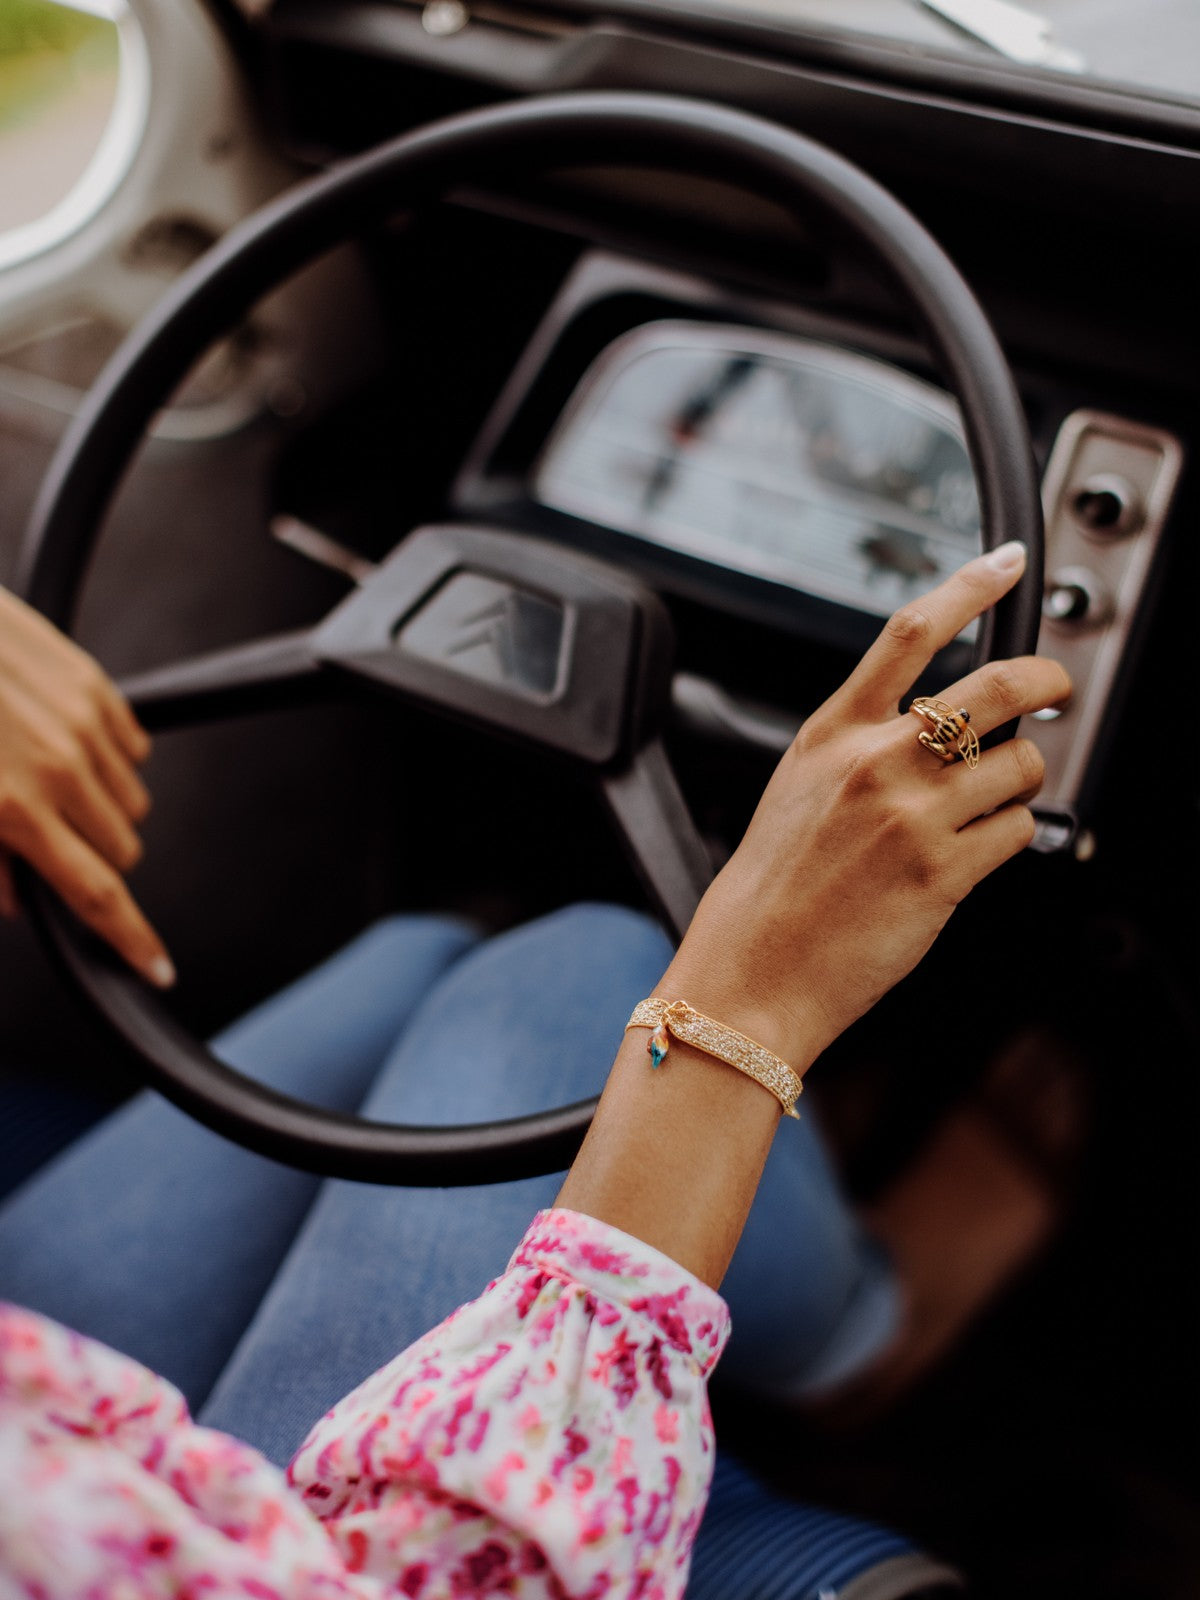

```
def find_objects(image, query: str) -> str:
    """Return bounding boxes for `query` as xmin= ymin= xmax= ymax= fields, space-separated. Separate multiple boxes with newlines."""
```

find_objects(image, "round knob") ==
xmin=1071 ymin=474 xmax=1142 ymax=537
xmin=1043 ymin=566 xmax=1112 ymax=627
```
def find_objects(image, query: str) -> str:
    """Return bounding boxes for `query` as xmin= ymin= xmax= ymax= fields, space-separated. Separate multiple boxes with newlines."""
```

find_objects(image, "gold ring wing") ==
xmin=957 ymin=723 xmax=981 ymax=768
xmin=913 ymin=697 xmax=956 ymax=722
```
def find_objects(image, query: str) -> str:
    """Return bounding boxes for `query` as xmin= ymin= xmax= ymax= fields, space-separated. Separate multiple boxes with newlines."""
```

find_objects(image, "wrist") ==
xmin=629 ymin=996 xmax=803 ymax=1118
xmin=654 ymin=976 xmax=821 ymax=1080
xmin=660 ymin=872 xmax=843 ymax=1075
xmin=556 ymin=1028 xmax=780 ymax=1286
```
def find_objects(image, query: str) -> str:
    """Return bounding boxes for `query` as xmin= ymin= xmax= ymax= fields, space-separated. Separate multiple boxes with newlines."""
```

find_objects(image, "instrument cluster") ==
xmin=533 ymin=321 xmax=982 ymax=631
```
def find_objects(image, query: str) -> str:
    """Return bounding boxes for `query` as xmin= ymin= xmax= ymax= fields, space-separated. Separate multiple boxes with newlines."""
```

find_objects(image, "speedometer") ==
xmin=533 ymin=321 xmax=981 ymax=625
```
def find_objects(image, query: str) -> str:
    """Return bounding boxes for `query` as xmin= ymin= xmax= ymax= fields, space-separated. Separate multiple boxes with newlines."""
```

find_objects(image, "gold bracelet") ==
xmin=625 ymin=997 xmax=802 ymax=1119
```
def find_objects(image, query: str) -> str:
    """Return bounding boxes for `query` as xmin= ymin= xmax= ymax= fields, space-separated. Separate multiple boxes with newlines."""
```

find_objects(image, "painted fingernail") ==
xmin=985 ymin=540 xmax=1027 ymax=571
xmin=147 ymin=955 xmax=177 ymax=989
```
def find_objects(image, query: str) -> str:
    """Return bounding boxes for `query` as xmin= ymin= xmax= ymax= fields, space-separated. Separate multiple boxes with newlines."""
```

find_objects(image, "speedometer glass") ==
xmin=533 ymin=321 xmax=981 ymax=628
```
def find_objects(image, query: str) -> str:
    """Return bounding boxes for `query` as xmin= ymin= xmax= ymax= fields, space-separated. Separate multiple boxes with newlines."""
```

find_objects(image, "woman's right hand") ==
xmin=659 ymin=540 xmax=1070 ymax=1075
xmin=0 ymin=587 xmax=174 ymax=987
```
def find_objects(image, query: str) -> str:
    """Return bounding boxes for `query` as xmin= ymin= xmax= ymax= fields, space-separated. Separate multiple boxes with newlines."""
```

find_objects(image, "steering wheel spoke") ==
xmin=601 ymin=742 xmax=715 ymax=941
xmin=120 ymin=629 xmax=327 ymax=732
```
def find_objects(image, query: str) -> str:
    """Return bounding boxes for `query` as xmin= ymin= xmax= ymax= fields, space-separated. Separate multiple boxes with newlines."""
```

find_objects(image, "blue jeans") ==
xmin=0 ymin=905 xmax=919 ymax=1598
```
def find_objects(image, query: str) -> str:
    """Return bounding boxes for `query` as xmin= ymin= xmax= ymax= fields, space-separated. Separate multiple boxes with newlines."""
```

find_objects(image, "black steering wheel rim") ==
xmin=17 ymin=91 xmax=1044 ymax=1185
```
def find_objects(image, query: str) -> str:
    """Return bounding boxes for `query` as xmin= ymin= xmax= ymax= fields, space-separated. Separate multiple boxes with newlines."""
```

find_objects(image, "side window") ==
xmin=0 ymin=0 xmax=143 ymax=269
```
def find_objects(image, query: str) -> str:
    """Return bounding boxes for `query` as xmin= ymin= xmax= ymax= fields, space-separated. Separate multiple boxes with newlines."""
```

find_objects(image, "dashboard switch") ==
xmin=1027 ymin=410 xmax=1183 ymax=838
xmin=1043 ymin=566 xmax=1112 ymax=627
xmin=1071 ymin=474 xmax=1143 ymax=537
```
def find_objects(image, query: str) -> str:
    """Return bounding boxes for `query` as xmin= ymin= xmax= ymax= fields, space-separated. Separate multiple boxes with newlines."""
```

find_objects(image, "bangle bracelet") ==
xmin=626 ymin=997 xmax=802 ymax=1119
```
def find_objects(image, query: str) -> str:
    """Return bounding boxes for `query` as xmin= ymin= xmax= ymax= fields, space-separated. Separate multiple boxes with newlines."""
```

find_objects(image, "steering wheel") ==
xmin=16 ymin=92 xmax=1043 ymax=1186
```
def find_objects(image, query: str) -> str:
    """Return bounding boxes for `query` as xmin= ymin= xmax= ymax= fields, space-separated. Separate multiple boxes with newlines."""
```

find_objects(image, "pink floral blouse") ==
xmin=0 ymin=1208 xmax=729 ymax=1598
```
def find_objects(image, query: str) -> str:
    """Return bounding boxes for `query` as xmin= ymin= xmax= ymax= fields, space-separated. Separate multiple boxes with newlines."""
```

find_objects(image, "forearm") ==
xmin=555 ymin=948 xmax=817 ymax=1288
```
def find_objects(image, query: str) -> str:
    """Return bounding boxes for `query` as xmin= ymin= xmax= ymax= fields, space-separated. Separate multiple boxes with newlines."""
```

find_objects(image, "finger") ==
xmin=0 ymin=598 xmax=149 ymax=763
xmin=85 ymin=732 xmax=152 ymax=822
xmin=19 ymin=816 xmax=175 ymax=987
xmin=834 ymin=542 xmax=1028 ymax=719
xmin=934 ymin=654 xmax=1072 ymax=738
xmin=99 ymin=682 xmax=152 ymax=765
xmin=0 ymin=852 xmax=16 ymax=919
xmin=935 ymin=737 xmax=1045 ymax=829
xmin=951 ymin=801 xmax=1038 ymax=893
xmin=59 ymin=763 xmax=144 ymax=874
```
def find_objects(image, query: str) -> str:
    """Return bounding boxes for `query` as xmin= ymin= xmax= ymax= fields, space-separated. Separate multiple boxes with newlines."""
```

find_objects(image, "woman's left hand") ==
xmin=0 ymin=587 xmax=174 ymax=986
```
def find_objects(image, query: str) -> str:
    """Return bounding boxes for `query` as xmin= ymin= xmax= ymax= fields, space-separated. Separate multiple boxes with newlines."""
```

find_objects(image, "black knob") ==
xmin=1071 ymin=474 xmax=1142 ymax=537
xmin=1043 ymin=566 xmax=1112 ymax=627
xmin=1044 ymin=583 xmax=1089 ymax=622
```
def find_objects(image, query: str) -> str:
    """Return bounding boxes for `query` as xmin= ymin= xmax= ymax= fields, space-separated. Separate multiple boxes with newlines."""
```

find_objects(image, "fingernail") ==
xmin=985 ymin=540 xmax=1027 ymax=572
xmin=147 ymin=955 xmax=176 ymax=989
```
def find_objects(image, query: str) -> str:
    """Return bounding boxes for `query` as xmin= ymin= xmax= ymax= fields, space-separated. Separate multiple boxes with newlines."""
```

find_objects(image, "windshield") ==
xmin=695 ymin=0 xmax=1200 ymax=108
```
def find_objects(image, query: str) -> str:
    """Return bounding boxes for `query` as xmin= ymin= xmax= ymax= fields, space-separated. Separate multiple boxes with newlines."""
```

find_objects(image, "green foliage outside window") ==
xmin=0 ymin=2 xmax=121 ymax=236
xmin=0 ymin=1 xmax=117 ymax=134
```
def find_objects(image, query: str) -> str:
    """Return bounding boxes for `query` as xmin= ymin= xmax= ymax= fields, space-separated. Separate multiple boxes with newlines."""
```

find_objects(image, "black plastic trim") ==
xmin=266 ymin=0 xmax=1200 ymax=146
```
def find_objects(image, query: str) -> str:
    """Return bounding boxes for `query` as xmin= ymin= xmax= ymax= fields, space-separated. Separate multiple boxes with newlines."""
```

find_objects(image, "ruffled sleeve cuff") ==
xmin=508 ymin=1209 xmax=730 ymax=1378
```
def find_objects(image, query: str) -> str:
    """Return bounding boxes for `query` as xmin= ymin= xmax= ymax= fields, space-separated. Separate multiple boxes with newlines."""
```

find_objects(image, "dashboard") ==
xmin=257 ymin=2 xmax=1198 ymax=872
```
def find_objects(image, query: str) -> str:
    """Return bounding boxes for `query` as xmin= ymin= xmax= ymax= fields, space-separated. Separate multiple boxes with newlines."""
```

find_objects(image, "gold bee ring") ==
xmin=909 ymin=697 xmax=981 ymax=768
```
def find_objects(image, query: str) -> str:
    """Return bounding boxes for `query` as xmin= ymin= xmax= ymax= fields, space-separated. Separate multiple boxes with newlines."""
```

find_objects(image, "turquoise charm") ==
xmin=648 ymin=1019 xmax=670 ymax=1068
